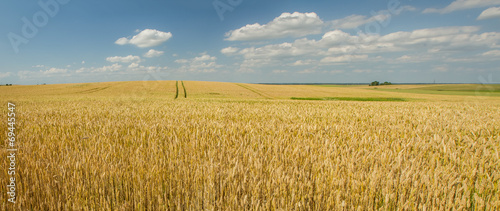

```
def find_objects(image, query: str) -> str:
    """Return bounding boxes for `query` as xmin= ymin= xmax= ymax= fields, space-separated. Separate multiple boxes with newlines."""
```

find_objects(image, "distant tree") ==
xmin=369 ymin=81 xmax=392 ymax=86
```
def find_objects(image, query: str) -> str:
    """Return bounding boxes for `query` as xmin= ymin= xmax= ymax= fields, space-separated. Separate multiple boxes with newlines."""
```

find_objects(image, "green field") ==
xmin=1 ymin=81 xmax=499 ymax=210
xmin=368 ymin=84 xmax=500 ymax=97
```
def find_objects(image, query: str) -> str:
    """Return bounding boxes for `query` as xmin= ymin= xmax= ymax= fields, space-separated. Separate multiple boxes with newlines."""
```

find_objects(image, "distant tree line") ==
xmin=1 ymin=84 xmax=13 ymax=86
xmin=369 ymin=81 xmax=392 ymax=86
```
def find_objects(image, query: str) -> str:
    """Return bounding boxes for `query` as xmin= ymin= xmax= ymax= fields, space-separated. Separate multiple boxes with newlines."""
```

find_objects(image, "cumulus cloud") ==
xmin=478 ymin=7 xmax=500 ymax=20
xmin=115 ymin=29 xmax=172 ymax=48
xmin=331 ymin=14 xmax=391 ymax=29
xmin=92 ymin=64 xmax=123 ymax=73
xmin=143 ymin=49 xmax=164 ymax=58
xmin=222 ymin=25 xmax=500 ymax=71
xmin=225 ymin=8 xmax=418 ymax=41
xmin=106 ymin=55 xmax=141 ymax=63
xmin=482 ymin=50 xmax=500 ymax=56
xmin=74 ymin=63 xmax=166 ymax=74
xmin=76 ymin=64 xmax=123 ymax=73
xmin=423 ymin=0 xmax=500 ymax=14
xmin=320 ymin=55 xmax=369 ymax=63
xmin=175 ymin=53 xmax=221 ymax=73
xmin=221 ymin=47 xmax=240 ymax=55
xmin=225 ymin=12 xmax=324 ymax=41
xmin=41 ymin=68 xmax=68 ymax=74
xmin=378 ymin=26 xmax=480 ymax=43
xmin=292 ymin=59 xmax=316 ymax=66
xmin=127 ymin=63 xmax=168 ymax=73
xmin=329 ymin=6 xmax=416 ymax=29
xmin=128 ymin=63 xmax=139 ymax=69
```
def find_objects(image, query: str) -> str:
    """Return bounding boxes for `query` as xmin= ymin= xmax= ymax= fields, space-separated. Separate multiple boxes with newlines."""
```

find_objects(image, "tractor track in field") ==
xmin=175 ymin=81 xmax=179 ymax=99
xmin=175 ymin=81 xmax=187 ymax=99
xmin=181 ymin=81 xmax=187 ymax=98
xmin=235 ymin=83 xmax=273 ymax=99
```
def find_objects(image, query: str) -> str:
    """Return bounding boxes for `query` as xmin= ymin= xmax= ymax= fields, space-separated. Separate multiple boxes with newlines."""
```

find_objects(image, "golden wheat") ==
xmin=0 ymin=81 xmax=499 ymax=210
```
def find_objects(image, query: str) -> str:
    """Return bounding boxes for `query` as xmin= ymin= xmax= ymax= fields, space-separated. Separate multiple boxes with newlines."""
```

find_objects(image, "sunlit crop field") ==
xmin=1 ymin=81 xmax=499 ymax=210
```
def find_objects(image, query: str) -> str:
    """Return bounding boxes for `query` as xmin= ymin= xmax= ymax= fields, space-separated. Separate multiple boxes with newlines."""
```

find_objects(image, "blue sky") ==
xmin=1 ymin=0 xmax=499 ymax=85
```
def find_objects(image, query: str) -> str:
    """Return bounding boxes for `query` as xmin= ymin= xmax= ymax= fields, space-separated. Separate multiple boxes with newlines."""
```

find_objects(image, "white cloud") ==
xmin=393 ymin=55 xmax=419 ymax=63
xmin=127 ymin=63 xmax=168 ymax=73
xmin=222 ymin=25 xmax=500 ymax=71
xmin=128 ymin=63 xmax=139 ymax=69
xmin=221 ymin=47 xmax=240 ymax=55
xmin=175 ymin=53 xmax=221 ymax=73
xmin=319 ymin=30 xmax=366 ymax=46
xmin=143 ymin=49 xmax=164 ymax=58
xmin=76 ymin=64 xmax=123 ymax=73
xmin=193 ymin=53 xmax=217 ymax=62
xmin=0 ymin=72 xmax=12 ymax=79
xmin=233 ymin=26 xmax=487 ymax=62
xmin=41 ymin=68 xmax=68 ymax=74
xmin=331 ymin=13 xmax=391 ymax=29
xmin=232 ymin=41 xmax=320 ymax=61
xmin=174 ymin=59 xmax=188 ymax=64
xmin=329 ymin=6 xmax=416 ymax=29
xmin=482 ymin=50 xmax=500 ymax=56
xmin=320 ymin=55 xmax=369 ymax=63
xmin=115 ymin=29 xmax=172 ymax=48
xmin=292 ymin=59 xmax=316 ymax=66
xmin=115 ymin=37 xmax=129 ymax=45
xmin=423 ymin=0 xmax=500 ymax=14
xmin=226 ymin=9 xmax=417 ymax=41
xmin=74 ymin=63 xmax=166 ymax=74
xmin=478 ymin=7 xmax=500 ymax=20
xmin=106 ymin=55 xmax=141 ymax=63
xmin=225 ymin=12 xmax=324 ymax=41
xmin=81 ymin=61 xmax=85 ymax=64
xmin=92 ymin=64 xmax=123 ymax=73
xmin=392 ymin=54 xmax=439 ymax=64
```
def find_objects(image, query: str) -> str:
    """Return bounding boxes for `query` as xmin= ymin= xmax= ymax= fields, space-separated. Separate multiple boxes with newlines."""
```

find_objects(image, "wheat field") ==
xmin=1 ymin=81 xmax=499 ymax=210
